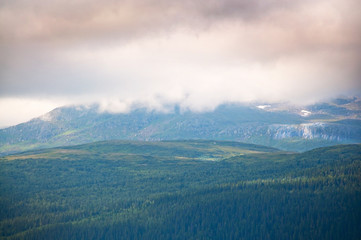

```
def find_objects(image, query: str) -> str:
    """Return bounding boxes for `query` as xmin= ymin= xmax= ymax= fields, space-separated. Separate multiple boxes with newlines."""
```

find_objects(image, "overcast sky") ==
xmin=1 ymin=0 xmax=361 ymax=127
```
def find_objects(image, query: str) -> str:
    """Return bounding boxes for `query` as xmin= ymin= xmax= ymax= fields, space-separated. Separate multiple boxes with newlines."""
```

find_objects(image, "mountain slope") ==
xmin=1 ymin=98 xmax=360 ymax=154
xmin=6 ymin=140 xmax=279 ymax=163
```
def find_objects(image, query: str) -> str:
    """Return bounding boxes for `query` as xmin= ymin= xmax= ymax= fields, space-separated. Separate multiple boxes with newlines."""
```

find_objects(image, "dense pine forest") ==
xmin=0 ymin=140 xmax=360 ymax=239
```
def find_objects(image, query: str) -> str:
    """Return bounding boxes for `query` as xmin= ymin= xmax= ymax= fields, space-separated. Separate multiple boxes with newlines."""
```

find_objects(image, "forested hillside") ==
xmin=1 ymin=141 xmax=360 ymax=239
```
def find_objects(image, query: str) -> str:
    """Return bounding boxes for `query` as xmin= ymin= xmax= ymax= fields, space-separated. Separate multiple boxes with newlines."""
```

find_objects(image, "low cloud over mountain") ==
xmin=1 ymin=0 xmax=361 ymax=126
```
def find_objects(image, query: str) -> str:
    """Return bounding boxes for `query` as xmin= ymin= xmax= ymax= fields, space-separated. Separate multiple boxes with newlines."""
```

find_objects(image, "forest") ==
xmin=0 ymin=140 xmax=360 ymax=239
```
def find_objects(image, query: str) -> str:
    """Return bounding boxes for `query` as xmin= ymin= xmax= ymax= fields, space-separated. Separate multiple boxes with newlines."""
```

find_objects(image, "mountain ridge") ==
xmin=1 ymin=98 xmax=360 ymax=155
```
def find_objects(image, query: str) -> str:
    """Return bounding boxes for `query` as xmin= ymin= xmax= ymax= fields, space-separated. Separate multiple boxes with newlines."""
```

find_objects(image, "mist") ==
xmin=1 ymin=0 xmax=360 ymax=126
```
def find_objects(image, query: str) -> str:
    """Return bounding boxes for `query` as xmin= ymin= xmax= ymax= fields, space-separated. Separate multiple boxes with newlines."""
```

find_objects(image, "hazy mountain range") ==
xmin=1 ymin=97 xmax=360 ymax=155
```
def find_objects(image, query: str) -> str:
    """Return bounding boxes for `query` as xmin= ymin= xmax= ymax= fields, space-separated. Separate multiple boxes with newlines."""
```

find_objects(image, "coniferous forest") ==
xmin=0 ymin=140 xmax=360 ymax=239
xmin=2 ymin=0 xmax=361 ymax=239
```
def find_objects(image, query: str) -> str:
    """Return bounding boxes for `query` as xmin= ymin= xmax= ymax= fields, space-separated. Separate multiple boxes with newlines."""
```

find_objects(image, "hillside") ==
xmin=1 ymin=98 xmax=361 ymax=155
xmin=9 ymin=139 xmax=278 ymax=162
xmin=0 ymin=141 xmax=360 ymax=239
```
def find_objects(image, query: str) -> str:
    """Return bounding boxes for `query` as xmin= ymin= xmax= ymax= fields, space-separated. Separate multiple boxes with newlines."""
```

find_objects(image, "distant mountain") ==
xmin=1 ymin=97 xmax=360 ymax=154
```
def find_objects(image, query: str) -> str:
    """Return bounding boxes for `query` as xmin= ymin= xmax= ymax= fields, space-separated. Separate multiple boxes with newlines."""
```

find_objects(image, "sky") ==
xmin=1 ymin=0 xmax=361 ymax=127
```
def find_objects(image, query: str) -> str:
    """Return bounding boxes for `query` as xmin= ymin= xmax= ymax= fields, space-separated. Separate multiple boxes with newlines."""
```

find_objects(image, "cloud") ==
xmin=0 ymin=97 xmax=69 ymax=128
xmin=0 ymin=0 xmax=301 ymax=44
xmin=0 ymin=0 xmax=360 ymax=122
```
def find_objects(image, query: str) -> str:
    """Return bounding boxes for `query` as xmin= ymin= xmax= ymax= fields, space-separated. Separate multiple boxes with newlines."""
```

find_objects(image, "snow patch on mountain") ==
xmin=257 ymin=105 xmax=271 ymax=110
xmin=300 ymin=110 xmax=311 ymax=117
